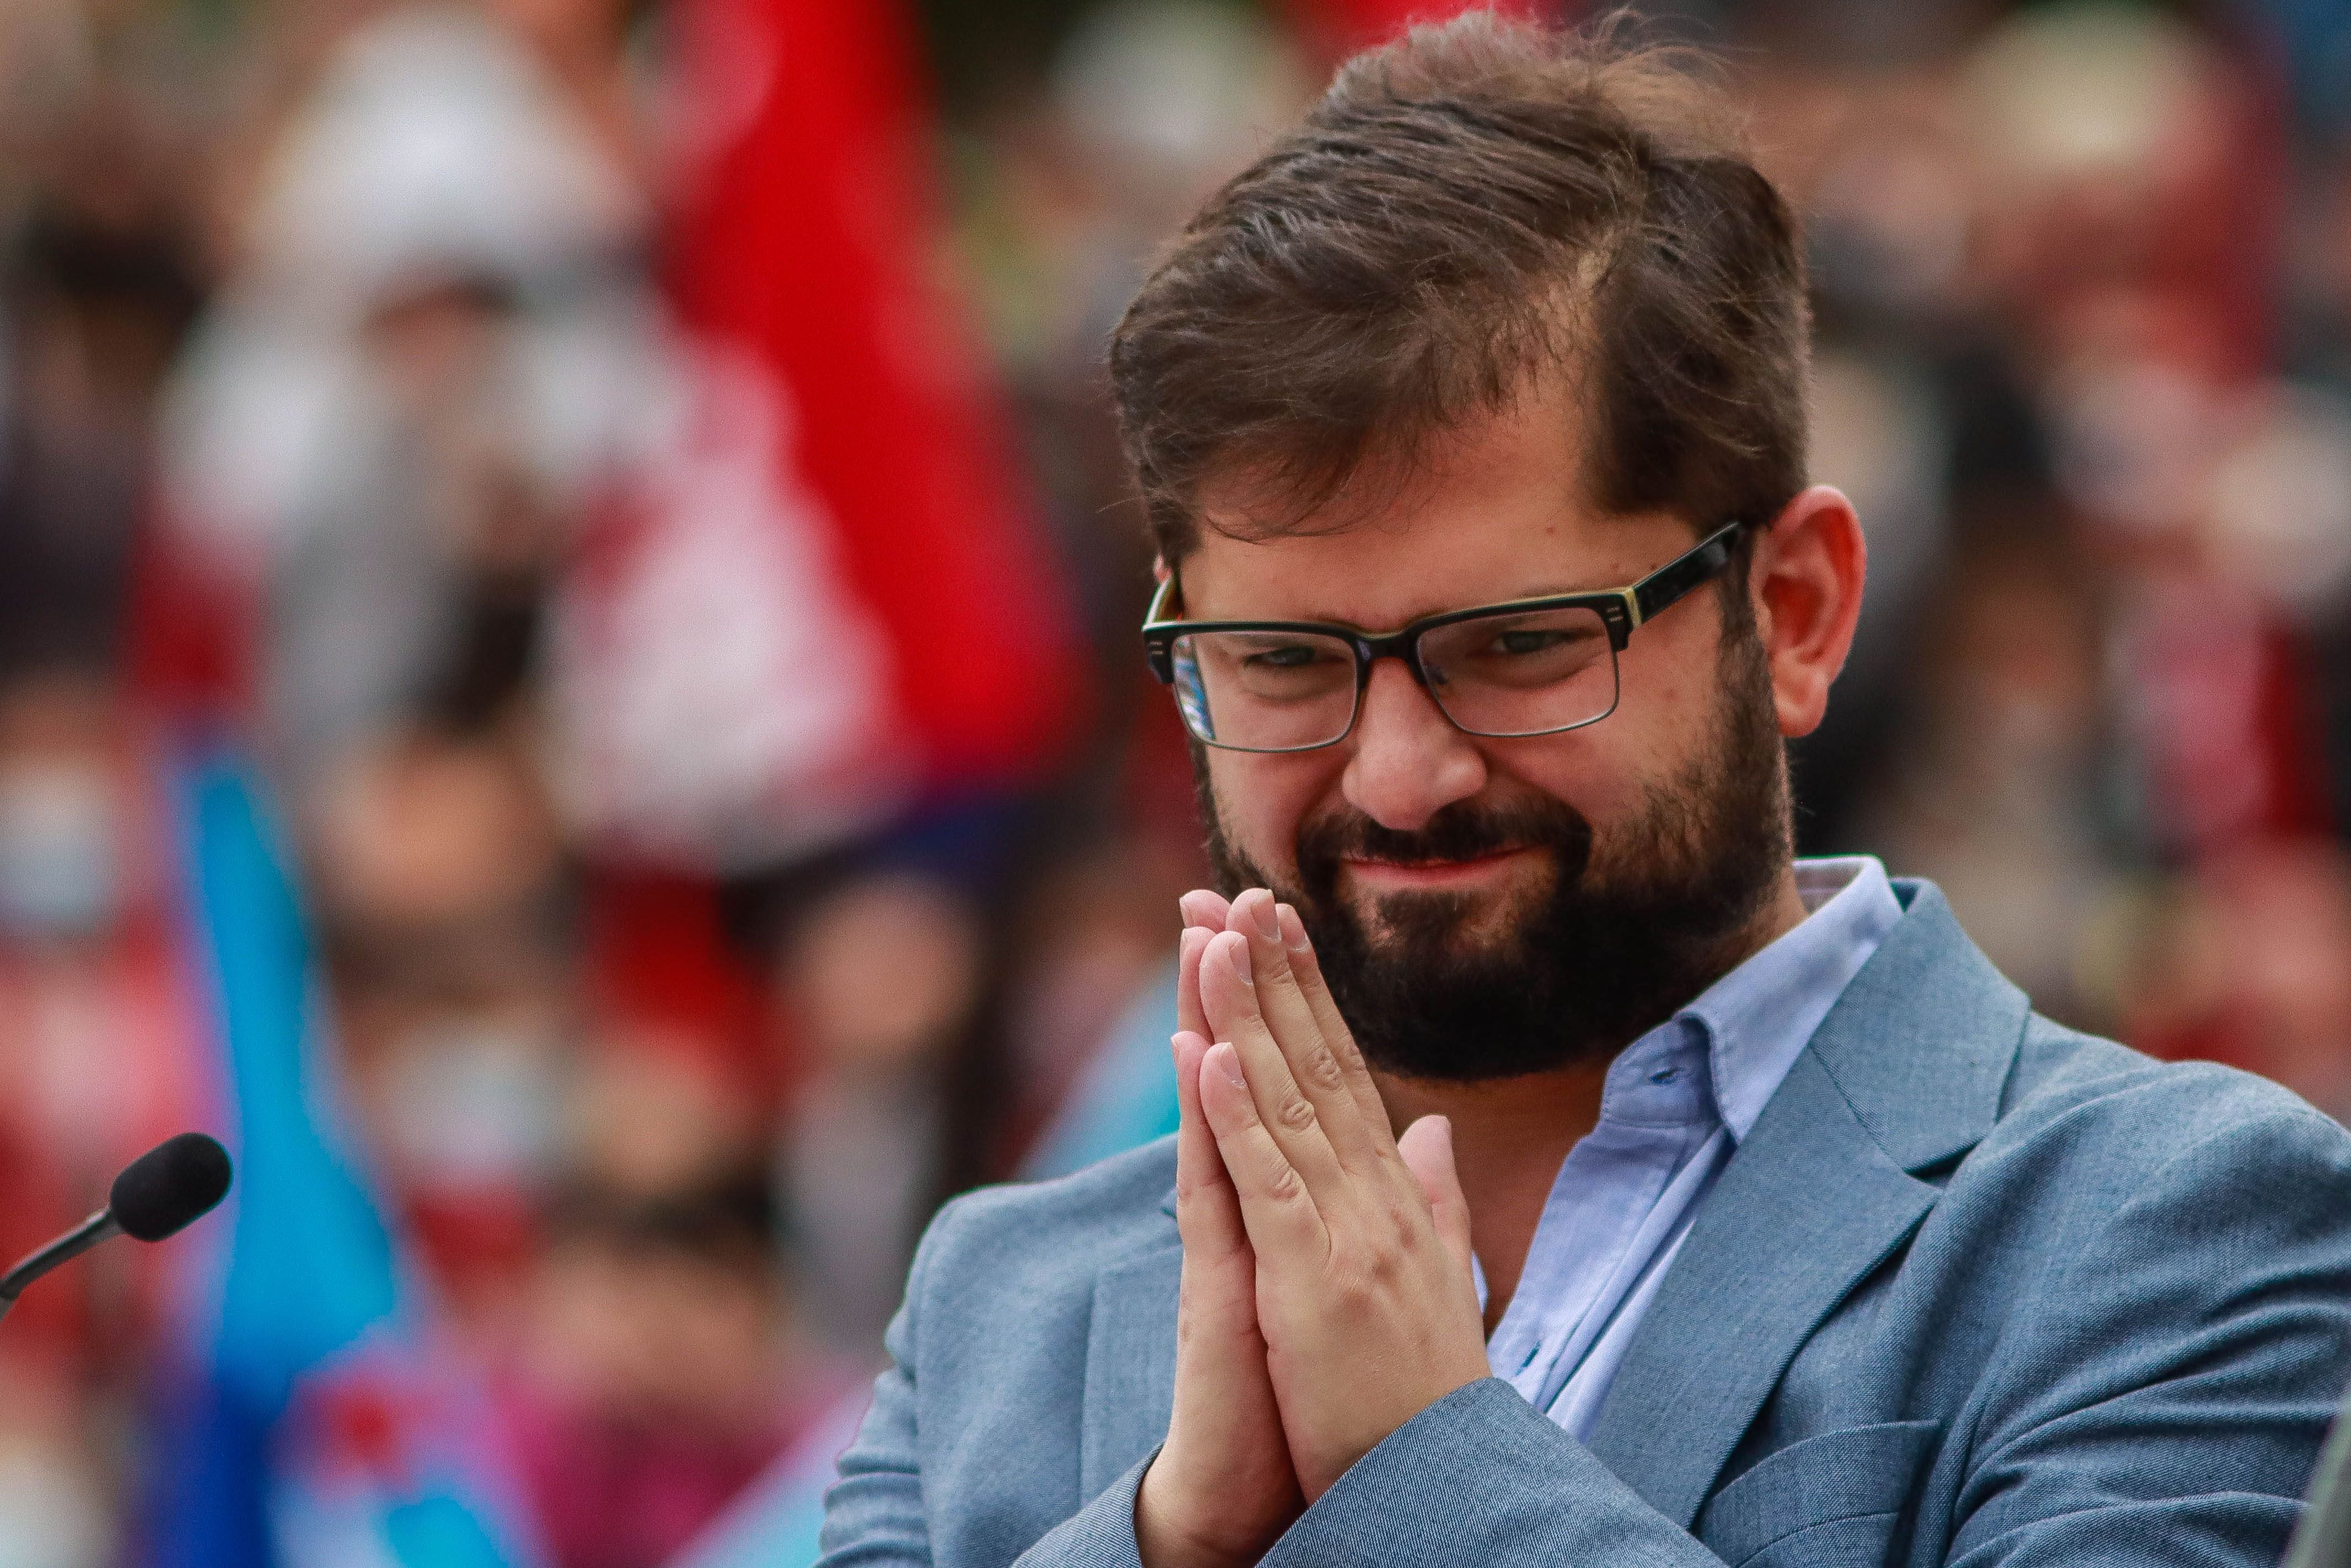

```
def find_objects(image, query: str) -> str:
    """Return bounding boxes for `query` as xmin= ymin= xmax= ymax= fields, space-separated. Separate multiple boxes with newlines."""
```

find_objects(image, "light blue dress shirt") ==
xmin=1480 ymin=854 xmax=1904 ymax=1437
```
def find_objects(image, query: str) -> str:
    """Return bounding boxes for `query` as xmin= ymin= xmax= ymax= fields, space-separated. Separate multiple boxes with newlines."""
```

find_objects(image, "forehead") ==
xmin=1178 ymin=380 xmax=1695 ymax=628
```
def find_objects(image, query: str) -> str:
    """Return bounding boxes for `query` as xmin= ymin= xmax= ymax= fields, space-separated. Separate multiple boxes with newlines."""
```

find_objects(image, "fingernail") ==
xmin=1277 ymin=904 xmax=1308 ymax=952
xmin=1247 ymin=892 xmax=1281 ymax=942
xmin=1224 ymin=937 xmax=1254 ymax=987
xmin=1208 ymin=1043 xmax=1246 ymax=1088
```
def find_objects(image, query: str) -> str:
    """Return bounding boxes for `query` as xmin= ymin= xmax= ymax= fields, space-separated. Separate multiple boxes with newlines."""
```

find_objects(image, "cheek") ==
xmin=1209 ymin=751 xmax=1337 ymax=873
xmin=1499 ymin=627 xmax=1718 ymax=824
xmin=1614 ymin=596 xmax=1723 ymax=712
xmin=1491 ymin=734 xmax=1649 ymax=840
xmin=1615 ymin=612 xmax=1726 ymax=757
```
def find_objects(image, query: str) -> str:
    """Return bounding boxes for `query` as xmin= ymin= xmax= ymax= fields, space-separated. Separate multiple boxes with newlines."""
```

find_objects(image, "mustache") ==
xmin=1295 ymin=797 xmax=1593 ymax=878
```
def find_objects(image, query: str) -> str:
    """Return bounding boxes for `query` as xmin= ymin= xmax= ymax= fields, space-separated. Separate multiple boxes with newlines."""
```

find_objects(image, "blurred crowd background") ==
xmin=0 ymin=0 xmax=2348 ymax=1562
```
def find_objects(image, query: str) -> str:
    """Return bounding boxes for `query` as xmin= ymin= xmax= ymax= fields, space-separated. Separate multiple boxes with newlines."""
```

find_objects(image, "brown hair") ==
xmin=1109 ymin=11 xmax=1809 ymax=566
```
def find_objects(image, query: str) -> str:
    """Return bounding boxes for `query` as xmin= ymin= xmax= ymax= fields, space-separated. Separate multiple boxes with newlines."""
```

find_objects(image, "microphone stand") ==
xmin=0 ymin=1212 xmax=120 ymax=1325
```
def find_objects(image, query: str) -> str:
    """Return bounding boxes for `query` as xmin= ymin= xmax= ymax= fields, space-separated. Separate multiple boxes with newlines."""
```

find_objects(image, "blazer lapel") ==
xmin=1582 ymin=1052 xmax=1935 ymax=1526
xmin=1079 ymin=1232 xmax=1182 ymax=1501
xmin=1583 ymin=882 xmax=2029 ymax=1527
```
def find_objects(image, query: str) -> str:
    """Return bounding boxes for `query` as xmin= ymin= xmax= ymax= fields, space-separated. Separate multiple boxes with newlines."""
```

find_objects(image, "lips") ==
xmin=1289 ymin=797 xmax=1594 ymax=909
xmin=1339 ymin=846 xmax=1538 ymax=884
xmin=1345 ymin=848 xmax=1524 ymax=870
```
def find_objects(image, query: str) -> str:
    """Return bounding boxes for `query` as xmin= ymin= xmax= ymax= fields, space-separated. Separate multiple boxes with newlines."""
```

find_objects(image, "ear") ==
xmin=1747 ymin=486 xmax=1866 ymax=740
xmin=1152 ymin=555 xmax=1172 ymax=585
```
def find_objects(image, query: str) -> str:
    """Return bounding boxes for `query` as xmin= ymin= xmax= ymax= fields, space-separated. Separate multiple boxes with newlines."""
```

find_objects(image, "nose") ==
xmin=1342 ymin=659 xmax=1489 ymax=831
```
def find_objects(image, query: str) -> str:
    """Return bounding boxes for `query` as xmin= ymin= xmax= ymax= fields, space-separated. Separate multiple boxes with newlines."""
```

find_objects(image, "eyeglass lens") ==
xmin=1169 ymin=603 xmax=1619 ymax=752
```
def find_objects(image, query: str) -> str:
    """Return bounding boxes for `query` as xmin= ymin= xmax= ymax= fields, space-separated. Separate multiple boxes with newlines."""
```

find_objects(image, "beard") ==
xmin=1196 ymin=613 xmax=1792 ymax=1083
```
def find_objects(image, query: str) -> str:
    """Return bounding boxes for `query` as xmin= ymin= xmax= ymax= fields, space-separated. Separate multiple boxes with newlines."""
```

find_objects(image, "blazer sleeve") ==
xmin=1939 ymin=1103 xmax=2351 ymax=1566
xmin=1262 ymin=1379 xmax=1725 ymax=1568
xmin=1009 ymin=1456 xmax=1154 ymax=1568
xmin=815 ymin=1192 xmax=1158 ymax=1568
xmin=816 ymin=1202 xmax=951 ymax=1567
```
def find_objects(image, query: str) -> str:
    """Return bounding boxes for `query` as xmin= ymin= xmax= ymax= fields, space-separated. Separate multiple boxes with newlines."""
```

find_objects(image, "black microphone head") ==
xmin=109 ymin=1133 xmax=233 ymax=1243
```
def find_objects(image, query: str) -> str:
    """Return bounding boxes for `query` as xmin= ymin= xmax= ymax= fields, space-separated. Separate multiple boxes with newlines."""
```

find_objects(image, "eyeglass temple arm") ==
xmin=1141 ymin=576 xmax=1179 ymax=682
xmin=1142 ymin=574 xmax=1177 ymax=628
xmin=1630 ymin=521 xmax=1747 ymax=626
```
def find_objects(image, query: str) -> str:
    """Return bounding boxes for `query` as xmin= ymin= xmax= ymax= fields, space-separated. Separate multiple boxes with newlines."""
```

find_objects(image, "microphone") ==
xmin=0 ymin=1132 xmax=233 ymax=1323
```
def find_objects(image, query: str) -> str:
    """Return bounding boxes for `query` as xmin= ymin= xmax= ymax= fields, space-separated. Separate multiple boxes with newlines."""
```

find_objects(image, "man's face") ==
xmin=1182 ymin=377 xmax=1793 ymax=1081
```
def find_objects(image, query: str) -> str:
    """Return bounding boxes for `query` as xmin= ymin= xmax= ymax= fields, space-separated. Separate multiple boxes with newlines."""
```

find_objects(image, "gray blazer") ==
xmin=819 ymin=883 xmax=2351 ymax=1567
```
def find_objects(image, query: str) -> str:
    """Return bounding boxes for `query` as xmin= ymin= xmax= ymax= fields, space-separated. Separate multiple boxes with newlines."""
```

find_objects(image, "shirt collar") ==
xmin=1685 ymin=855 xmax=1903 ymax=1142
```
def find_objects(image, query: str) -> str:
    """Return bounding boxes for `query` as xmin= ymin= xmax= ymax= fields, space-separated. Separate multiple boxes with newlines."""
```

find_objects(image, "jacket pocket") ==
xmin=1697 ymin=1419 xmax=1940 ymax=1568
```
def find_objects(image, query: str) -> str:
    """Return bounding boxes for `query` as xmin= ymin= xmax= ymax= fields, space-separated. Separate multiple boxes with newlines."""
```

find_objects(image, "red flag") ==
xmin=1282 ymin=0 xmax=1559 ymax=60
xmin=665 ymin=0 xmax=1082 ymax=795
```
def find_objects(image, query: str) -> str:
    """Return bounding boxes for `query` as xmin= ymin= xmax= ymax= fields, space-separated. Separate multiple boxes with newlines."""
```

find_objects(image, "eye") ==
xmin=1244 ymin=643 xmax=1328 ymax=669
xmin=1495 ymin=628 xmax=1571 ymax=656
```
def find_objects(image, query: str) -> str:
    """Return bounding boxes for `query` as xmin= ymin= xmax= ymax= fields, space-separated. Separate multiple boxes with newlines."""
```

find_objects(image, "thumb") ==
xmin=1396 ymin=1115 xmax=1473 ymax=1281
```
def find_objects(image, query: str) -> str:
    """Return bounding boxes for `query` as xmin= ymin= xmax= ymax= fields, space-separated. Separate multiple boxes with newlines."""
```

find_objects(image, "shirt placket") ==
xmin=1485 ymin=1025 xmax=1717 ymax=1403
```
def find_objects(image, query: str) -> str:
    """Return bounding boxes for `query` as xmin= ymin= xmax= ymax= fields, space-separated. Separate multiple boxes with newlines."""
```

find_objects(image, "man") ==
xmin=818 ymin=15 xmax=2351 ymax=1568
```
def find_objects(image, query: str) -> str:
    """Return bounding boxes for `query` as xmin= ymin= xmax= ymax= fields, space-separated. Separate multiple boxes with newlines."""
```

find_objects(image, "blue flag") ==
xmin=143 ymin=749 xmax=543 ymax=1568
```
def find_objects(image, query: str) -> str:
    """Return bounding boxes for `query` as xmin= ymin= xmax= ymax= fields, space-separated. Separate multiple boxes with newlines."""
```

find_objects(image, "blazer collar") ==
xmin=1583 ymin=878 xmax=2030 ymax=1526
xmin=1802 ymin=878 xmax=2026 ymax=1175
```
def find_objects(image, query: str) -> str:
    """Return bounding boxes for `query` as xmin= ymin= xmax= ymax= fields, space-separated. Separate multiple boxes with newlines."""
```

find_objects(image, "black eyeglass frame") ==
xmin=1141 ymin=519 xmax=1750 ymax=752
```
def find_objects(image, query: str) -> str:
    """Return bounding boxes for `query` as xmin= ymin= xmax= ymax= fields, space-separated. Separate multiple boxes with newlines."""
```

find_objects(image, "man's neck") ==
xmin=1377 ymin=1063 xmax=1605 ymax=1333
xmin=1376 ymin=866 xmax=1812 ymax=1332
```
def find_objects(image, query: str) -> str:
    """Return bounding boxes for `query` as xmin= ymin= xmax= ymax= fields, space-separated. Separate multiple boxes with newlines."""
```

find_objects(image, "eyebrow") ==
xmin=1177 ymin=579 xmax=1613 ymax=631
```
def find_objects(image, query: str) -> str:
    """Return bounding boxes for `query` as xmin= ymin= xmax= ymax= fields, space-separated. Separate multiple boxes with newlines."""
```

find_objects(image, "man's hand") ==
xmin=1193 ymin=889 xmax=1490 ymax=1501
xmin=1134 ymin=903 xmax=1304 ymax=1568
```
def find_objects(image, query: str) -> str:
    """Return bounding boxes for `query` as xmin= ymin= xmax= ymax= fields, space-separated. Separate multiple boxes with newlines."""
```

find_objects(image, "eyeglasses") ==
xmin=1142 ymin=520 xmax=1748 ymax=753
